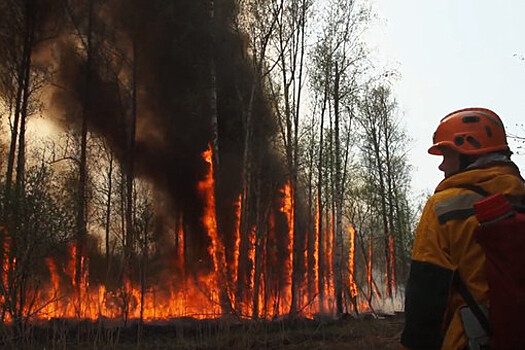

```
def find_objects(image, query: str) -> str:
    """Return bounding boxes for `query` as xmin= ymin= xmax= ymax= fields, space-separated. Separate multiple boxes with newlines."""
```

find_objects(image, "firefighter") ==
xmin=400 ymin=107 xmax=525 ymax=350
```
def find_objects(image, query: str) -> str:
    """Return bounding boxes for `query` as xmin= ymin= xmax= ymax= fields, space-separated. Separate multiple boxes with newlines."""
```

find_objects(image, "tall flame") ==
xmin=348 ymin=225 xmax=358 ymax=298
xmin=280 ymin=181 xmax=294 ymax=311
xmin=247 ymin=225 xmax=257 ymax=315
xmin=313 ymin=195 xmax=320 ymax=296
xmin=198 ymin=145 xmax=227 ymax=280
xmin=232 ymin=193 xmax=242 ymax=300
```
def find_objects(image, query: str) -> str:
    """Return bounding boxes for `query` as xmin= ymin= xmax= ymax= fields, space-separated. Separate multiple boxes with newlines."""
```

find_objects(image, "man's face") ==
xmin=438 ymin=147 xmax=461 ymax=178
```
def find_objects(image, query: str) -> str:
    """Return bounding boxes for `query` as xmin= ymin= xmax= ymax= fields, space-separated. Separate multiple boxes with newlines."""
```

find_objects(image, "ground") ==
xmin=1 ymin=312 xmax=404 ymax=349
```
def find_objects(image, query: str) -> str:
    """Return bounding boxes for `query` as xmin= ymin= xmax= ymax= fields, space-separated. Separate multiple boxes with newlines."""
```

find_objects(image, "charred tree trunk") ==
xmin=208 ymin=0 xmax=232 ymax=315
xmin=75 ymin=0 xmax=94 ymax=313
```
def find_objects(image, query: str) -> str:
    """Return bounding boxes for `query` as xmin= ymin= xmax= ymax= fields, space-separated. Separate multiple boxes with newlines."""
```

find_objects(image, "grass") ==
xmin=0 ymin=312 xmax=404 ymax=349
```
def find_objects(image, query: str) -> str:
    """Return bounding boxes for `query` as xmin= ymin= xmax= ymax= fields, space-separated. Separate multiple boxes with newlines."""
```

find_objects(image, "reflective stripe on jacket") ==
xmin=401 ymin=161 xmax=525 ymax=350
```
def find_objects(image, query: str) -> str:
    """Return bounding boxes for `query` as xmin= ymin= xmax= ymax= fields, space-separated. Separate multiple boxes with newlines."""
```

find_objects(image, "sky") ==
xmin=366 ymin=0 xmax=525 ymax=196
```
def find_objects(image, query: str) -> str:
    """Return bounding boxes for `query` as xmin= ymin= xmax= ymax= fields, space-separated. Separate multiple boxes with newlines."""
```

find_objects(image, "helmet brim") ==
xmin=427 ymin=141 xmax=458 ymax=155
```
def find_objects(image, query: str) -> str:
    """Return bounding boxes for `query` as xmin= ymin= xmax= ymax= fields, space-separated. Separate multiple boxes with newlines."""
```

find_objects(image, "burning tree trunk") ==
xmin=290 ymin=0 xmax=308 ymax=317
xmin=199 ymin=146 xmax=231 ymax=315
xmin=234 ymin=0 xmax=279 ymax=318
xmin=71 ymin=0 xmax=95 ymax=312
xmin=347 ymin=225 xmax=358 ymax=313
xmin=251 ymin=174 xmax=263 ymax=318
xmin=268 ymin=0 xmax=311 ymax=316
xmin=249 ymin=144 xmax=274 ymax=319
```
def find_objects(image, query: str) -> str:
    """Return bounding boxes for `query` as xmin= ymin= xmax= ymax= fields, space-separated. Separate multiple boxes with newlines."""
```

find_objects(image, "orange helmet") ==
xmin=428 ymin=107 xmax=509 ymax=155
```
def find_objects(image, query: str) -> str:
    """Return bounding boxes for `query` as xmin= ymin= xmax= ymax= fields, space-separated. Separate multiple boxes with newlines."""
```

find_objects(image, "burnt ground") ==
xmin=0 ymin=312 xmax=404 ymax=349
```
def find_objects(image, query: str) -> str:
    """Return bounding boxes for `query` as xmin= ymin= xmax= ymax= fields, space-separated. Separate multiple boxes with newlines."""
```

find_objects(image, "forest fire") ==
xmin=0 ymin=2 xmax=415 ymax=347
xmin=0 ymin=144 xmax=370 ymax=324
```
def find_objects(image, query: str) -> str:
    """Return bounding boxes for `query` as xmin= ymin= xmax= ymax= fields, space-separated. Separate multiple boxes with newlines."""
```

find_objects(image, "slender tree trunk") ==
xmin=208 ymin=0 xmax=232 ymax=315
xmin=236 ymin=79 xmax=256 ymax=315
xmin=138 ymin=220 xmax=148 ymax=345
xmin=75 ymin=0 xmax=94 ymax=311
xmin=333 ymin=63 xmax=343 ymax=316
xmin=209 ymin=0 xmax=219 ymax=168
xmin=105 ymin=153 xmax=113 ymax=270
xmin=124 ymin=31 xmax=138 ymax=278
xmin=383 ymin=119 xmax=396 ymax=297
xmin=369 ymin=113 xmax=391 ymax=299
xmin=5 ymin=77 xmax=23 ymax=200
xmin=5 ymin=0 xmax=35 ymax=218
xmin=10 ymin=0 xmax=35 ymax=331
xmin=290 ymin=0 xmax=307 ymax=316
xmin=235 ymin=185 xmax=250 ymax=314
xmin=317 ymin=82 xmax=327 ymax=314
xmin=252 ymin=173 xmax=263 ymax=319
xmin=306 ymin=120 xmax=315 ymax=301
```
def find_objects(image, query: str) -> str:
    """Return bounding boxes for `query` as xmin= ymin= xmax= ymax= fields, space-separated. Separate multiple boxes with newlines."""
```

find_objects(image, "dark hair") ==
xmin=459 ymin=149 xmax=512 ymax=171
xmin=459 ymin=154 xmax=477 ymax=171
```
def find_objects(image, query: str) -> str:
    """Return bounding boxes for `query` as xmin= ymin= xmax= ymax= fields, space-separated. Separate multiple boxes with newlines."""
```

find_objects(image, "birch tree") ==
xmin=358 ymin=85 xmax=412 ymax=298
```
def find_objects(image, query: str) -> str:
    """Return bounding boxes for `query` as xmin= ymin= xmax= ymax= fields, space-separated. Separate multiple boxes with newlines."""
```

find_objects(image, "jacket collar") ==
xmin=435 ymin=158 xmax=523 ymax=194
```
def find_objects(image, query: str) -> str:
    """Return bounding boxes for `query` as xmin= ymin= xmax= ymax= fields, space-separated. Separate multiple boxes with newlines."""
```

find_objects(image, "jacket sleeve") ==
xmin=401 ymin=198 xmax=455 ymax=350
xmin=401 ymin=260 xmax=454 ymax=349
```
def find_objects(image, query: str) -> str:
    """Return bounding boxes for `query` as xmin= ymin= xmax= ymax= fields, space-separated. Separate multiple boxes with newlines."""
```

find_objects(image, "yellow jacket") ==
xmin=401 ymin=160 xmax=525 ymax=350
